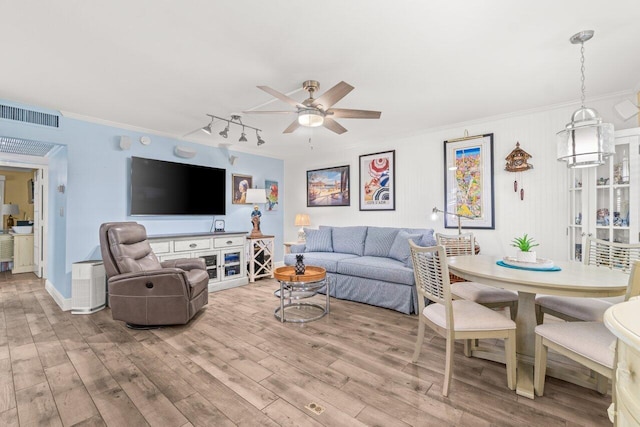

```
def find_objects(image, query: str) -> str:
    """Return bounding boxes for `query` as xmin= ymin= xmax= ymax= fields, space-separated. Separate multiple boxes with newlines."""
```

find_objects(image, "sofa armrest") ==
xmin=161 ymin=258 xmax=206 ymax=271
xmin=108 ymin=268 xmax=189 ymax=297
xmin=290 ymin=244 xmax=306 ymax=253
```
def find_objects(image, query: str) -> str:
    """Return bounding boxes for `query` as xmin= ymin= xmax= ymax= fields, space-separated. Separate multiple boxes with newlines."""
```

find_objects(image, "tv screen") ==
xmin=130 ymin=156 xmax=226 ymax=215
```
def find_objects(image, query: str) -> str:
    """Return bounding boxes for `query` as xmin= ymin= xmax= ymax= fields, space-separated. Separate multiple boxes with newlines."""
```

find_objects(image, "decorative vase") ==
xmin=295 ymin=254 xmax=306 ymax=275
xmin=516 ymin=250 xmax=537 ymax=263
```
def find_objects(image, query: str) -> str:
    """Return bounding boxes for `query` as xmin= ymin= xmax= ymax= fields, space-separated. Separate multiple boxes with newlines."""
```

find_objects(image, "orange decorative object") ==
xmin=274 ymin=265 xmax=326 ymax=282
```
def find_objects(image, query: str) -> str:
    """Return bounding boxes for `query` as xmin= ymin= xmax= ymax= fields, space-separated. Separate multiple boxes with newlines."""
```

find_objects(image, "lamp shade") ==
xmin=557 ymin=107 xmax=615 ymax=168
xmin=1 ymin=204 xmax=19 ymax=216
xmin=245 ymin=188 xmax=266 ymax=204
xmin=294 ymin=214 xmax=311 ymax=227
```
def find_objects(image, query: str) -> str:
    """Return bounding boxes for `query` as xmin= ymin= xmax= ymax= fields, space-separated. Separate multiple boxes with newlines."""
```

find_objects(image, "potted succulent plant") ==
xmin=512 ymin=234 xmax=539 ymax=263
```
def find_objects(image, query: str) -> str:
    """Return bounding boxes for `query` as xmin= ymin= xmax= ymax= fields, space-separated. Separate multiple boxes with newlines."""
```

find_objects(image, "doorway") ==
xmin=0 ymin=159 xmax=48 ymax=279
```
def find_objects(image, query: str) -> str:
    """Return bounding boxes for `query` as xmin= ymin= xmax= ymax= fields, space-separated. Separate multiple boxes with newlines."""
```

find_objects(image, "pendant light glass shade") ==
xmin=556 ymin=106 xmax=615 ymax=168
xmin=556 ymin=30 xmax=614 ymax=168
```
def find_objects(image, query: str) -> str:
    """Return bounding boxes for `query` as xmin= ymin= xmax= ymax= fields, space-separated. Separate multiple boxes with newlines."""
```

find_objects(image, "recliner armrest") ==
xmin=161 ymin=258 xmax=206 ymax=271
xmin=108 ymin=268 xmax=190 ymax=297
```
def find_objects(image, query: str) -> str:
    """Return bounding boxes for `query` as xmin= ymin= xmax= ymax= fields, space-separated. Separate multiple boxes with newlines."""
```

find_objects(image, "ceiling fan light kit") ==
xmin=244 ymin=80 xmax=381 ymax=135
xmin=556 ymin=30 xmax=615 ymax=168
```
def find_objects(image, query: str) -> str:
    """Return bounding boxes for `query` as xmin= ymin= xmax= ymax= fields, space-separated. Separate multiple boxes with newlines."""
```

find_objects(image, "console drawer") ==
xmin=149 ymin=241 xmax=171 ymax=254
xmin=214 ymin=236 xmax=245 ymax=248
xmin=174 ymin=238 xmax=211 ymax=252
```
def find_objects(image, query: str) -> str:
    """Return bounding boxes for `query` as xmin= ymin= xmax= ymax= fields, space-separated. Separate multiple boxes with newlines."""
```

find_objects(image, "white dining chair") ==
xmin=410 ymin=241 xmax=516 ymax=396
xmin=535 ymin=237 xmax=640 ymax=324
xmin=534 ymin=261 xmax=640 ymax=396
xmin=436 ymin=232 xmax=518 ymax=321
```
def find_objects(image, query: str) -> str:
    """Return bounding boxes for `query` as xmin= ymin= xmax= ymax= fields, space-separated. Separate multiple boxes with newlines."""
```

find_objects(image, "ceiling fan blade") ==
xmin=312 ymin=81 xmax=354 ymax=110
xmin=322 ymin=117 xmax=348 ymax=135
xmin=328 ymin=108 xmax=382 ymax=119
xmin=257 ymin=86 xmax=305 ymax=108
xmin=283 ymin=119 xmax=301 ymax=134
xmin=242 ymin=110 xmax=296 ymax=115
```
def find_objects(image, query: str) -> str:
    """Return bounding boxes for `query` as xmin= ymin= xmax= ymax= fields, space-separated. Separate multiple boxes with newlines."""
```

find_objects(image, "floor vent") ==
xmin=0 ymin=104 xmax=59 ymax=128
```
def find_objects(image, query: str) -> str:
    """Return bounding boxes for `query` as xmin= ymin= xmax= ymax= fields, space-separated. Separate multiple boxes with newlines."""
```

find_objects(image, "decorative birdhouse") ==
xmin=505 ymin=142 xmax=533 ymax=172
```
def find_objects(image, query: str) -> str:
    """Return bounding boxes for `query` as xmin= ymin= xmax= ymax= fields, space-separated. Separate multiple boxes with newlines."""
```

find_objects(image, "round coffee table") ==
xmin=273 ymin=266 xmax=329 ymax=323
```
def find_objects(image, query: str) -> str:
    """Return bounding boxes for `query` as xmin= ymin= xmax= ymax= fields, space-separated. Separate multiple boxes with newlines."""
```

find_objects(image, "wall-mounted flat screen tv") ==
xmin=130 ymin=156 xmax=226 ymax=215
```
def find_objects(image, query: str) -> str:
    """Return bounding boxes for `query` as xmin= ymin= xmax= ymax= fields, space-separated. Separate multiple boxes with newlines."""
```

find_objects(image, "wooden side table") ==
xmin=247 ymin=235 xmax=275 ymax=283
xmin=273 ymin=265 xmax=329 ymax=323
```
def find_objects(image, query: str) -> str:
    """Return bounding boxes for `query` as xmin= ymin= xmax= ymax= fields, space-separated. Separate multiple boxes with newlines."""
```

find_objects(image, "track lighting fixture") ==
xmin=201 ymin=118 xmax=214 ymax=134
xmin=201 ymin=114 xmax=265 ymax=145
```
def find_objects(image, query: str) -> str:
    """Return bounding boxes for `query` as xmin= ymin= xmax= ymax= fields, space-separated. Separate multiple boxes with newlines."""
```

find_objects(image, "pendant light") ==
xmin=556 ymin=30 xmax=614 ymax=168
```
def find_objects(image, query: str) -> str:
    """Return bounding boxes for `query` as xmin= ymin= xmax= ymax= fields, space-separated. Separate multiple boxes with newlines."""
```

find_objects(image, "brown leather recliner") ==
xmin=99 ymin=222 xmax=209 ymax=328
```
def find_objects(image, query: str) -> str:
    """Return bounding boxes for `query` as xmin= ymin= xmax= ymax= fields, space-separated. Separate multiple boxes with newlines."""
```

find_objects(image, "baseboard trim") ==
xmin=45 ymin=280 xmax=72 ymax=311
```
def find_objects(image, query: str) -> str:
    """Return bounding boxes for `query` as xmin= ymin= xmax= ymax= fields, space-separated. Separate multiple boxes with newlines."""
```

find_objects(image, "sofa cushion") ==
xmin=304 ymin=228 xmax=333 ymax=252
xmin=331 ymin=226 xmax=368 ymax=256
xmin=404 ymin=228 xmax=436 ymax=247
xmin=336 ymin=256 xmax=415 ymax=286
xmin=284 ymin=252 xmax=358 ymax=273
xmin=364 ymin=227 xmax=400 ymax=257
xmin=389 ymin=230 xmax=422 ymax=266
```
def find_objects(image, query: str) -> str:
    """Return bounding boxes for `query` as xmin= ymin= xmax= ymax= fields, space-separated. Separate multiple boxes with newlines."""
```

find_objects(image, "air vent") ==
xmin=0 ymin=136 xmax=59 ymax=157
xmin=0 ymin=104 xmax=59 ymax=128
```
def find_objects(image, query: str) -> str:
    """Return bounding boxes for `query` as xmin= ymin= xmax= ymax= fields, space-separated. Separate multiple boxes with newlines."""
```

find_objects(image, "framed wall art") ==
xmin=232 ymin=174 xmax=252 ymax=204
xmin=359 ymin=150 xmax=395 ymax=211
xmin=265 ymin=179 xmax=279 ymax=211
xmin=306 ymin=165 xmax=350 ymax=207
xmin=443 ymin=133 xmax=495 ymax=229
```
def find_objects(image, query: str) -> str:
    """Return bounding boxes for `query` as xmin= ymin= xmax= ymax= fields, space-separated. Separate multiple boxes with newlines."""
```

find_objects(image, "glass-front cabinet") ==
xmin=568 ymin=128 xmax=639 ymax=261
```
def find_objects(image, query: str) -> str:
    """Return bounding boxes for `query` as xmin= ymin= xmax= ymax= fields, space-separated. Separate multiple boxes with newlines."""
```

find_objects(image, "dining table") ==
xmin=447 ymin=254 xmax=629 ymax=399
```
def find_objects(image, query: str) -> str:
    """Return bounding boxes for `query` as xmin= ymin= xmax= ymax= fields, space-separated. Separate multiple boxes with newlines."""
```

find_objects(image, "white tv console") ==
xmin=148 ymin=231 xmax=248 ymax=292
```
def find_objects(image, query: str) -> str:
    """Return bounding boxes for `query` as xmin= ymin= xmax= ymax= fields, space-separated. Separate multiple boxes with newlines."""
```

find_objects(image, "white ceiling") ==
xmin=2 ymin=1 xmax=640 ymax=159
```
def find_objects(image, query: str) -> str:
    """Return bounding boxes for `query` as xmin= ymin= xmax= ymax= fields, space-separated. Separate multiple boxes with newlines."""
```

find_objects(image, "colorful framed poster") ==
xmin=443 ymin=133 xmax=495 ymax=229
xmin=306 ymin=165 xmax=350 ymax=207
xmin=359 ymin=150 xmax=395 ymax=211
xmin=232 ymin=174 xmax=252 ymax=204
xmin=265 ymin=179 xmax=279 ymax=211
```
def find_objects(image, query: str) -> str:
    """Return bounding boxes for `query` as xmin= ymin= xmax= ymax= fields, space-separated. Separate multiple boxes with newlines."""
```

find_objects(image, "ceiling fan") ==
xmin=243 ymin=80 xmax=381 ymax=135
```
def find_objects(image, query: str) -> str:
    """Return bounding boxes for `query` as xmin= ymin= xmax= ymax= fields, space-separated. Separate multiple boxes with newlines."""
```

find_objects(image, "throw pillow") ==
xmin=364 ymin=227 xmax=399 ymax=257
xmin=332 ymin=226 xmax=368 ymax=256
xmin=304 ymin=228 xmax=333 ymax=252
xmin=388 ymin=230 xmax=422 ymax=266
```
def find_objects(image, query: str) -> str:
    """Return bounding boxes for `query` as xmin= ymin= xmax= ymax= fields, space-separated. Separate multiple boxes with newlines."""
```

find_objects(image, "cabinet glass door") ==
xmin=221 ymin=248 xmax=243 ymax=279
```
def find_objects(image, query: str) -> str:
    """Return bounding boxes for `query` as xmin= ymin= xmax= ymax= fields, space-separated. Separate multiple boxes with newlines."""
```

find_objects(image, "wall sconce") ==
xmin=431 ymin=207 xmax=473 ymax=235
xmin=294 ymin=213 xmax=311 ymax=241
xmin=201 ymin=114 xmax=266 ymax=146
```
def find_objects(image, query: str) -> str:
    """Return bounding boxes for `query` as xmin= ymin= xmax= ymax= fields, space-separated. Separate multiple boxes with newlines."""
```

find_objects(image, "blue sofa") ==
xmin=283 ymin=225 xmax=436 ymax=315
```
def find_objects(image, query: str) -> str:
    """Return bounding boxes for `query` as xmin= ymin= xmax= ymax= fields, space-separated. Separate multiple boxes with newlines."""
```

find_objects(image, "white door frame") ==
xmin=0 ymin=153 xmax=49 ymax=279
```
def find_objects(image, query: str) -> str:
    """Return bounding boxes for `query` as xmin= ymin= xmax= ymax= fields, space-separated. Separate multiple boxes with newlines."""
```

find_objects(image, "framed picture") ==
xmin=359 ymin=150 xmax=395 ymax=211
xmin=265 ymin=179 xmax=279 ymax=211
xmin=443 ymin=133 xmax=495 ymax=229
xmin=232 ymin=174 xmax=252 ymax=204
xmin=306 ymin=165 xmax=350 ymax=207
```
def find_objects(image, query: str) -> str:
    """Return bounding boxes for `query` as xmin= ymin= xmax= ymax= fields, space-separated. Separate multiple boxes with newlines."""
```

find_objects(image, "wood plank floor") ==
xmin=0 ymin=272 xmax=613 ymax=426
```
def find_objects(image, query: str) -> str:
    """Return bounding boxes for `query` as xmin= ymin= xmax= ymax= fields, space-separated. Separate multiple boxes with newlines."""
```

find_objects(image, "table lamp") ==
xmin=2 ymin=203 xmax=20 ymax=230
xmin=245 ymin=188 xmax=266 ymax=238
xmin=294 ymin=213 xmax=311 ymax=241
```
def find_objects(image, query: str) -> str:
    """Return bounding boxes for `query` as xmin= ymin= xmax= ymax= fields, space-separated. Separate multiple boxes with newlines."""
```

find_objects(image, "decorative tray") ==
xmin=502 ymin=257 xmax=555 ymax=270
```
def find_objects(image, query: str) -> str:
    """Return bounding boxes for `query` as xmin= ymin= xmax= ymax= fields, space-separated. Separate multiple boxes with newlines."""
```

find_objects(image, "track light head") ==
xmin=239 ymin=126 xmax=247 ymax=142
xmin=201 ymin=118 xmax=214 ymax=134
xmin=219 ymin=124 xmax=229 ymax=138
xmin=256 ymin=131 xmax=266 ymax=146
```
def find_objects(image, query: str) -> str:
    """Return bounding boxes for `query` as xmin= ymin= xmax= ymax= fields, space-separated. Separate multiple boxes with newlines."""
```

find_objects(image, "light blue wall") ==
xmin=0 ymin=99 xmax=284 ymax=300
